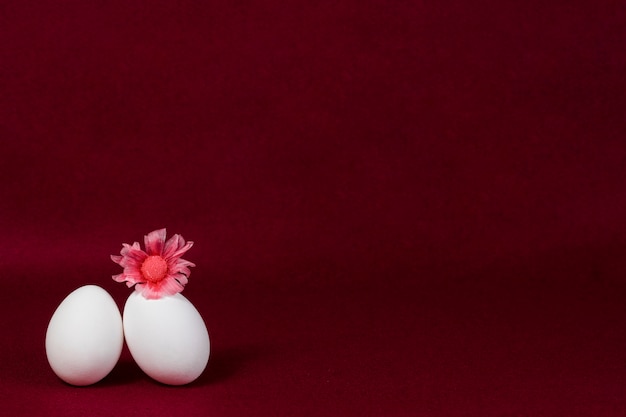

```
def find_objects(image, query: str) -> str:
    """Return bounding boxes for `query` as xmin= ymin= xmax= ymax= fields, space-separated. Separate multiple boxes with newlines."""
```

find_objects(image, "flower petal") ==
xmin=159 ymin=276 xmax=185 ymax=296
xmin=122 ymin=248 xmax=148 ymax=267
xmin=120 ymin=242 xmax=141 ymax=256
xmin=134 ymin=283 xmax=154 ymax=299
xmin=122 ymin=267 xmax=144 ymax=282
xmin=112 ymin=273 xmax=126 ymax=282
xmin=163 ymin=233 xmax=185 ymax=258
xmin=115 ymin=243 xmax=148 ymax=270
xmin=167 ymin=256 xmax=194 ymax=274
xmin=174 ymin=265 xmax=192 ymax=277
xmin=144 ymin=228 xmax=167 ymax=256
xmin=135 ymin=277 xmax=183 ymax=300
xmin=169 ymin=241 xmax=194 ymax=260
xmin=173 ymin=272 xmax=189 ymax=286
xmin=177 ymin=258 xmax=196 ymax=268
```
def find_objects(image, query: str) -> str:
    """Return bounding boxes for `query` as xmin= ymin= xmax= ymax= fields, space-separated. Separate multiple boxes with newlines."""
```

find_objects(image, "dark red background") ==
xmin=2 ymin=1 xmax=626 ymax=415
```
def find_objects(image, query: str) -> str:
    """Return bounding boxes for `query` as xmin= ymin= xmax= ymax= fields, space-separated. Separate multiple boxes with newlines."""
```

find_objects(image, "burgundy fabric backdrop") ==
xmin=2 ymin=0 xmax=626 ymax=415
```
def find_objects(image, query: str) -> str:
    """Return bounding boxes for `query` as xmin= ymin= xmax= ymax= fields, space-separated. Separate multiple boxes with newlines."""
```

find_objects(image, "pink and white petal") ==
xmin=112 ymin=273 xmax=126 ymax=282
xmin=113 ymin=269 xmax=140 ymax=284
xmin=113 ymin=272 xmax=134 ymax=282
xmin=136 ymin=281 xmax=171 ymax=300
xmin=169 ymin=261 xmax=192 ymax=276
xmin=167 ymin=257 xmax=194 ymax=275
xmin=167 ymin=241 xmax=194 ymax=260
xmin=124 ymin=249 xmax=148 ymax=265
xmin=177 ymin=258 xmax=196 ymax=268
xmin=120 ymin=248 xmax=148 ymax=269
xmin=163 ymin=234 xmax=186 ymax=258
xmin=144 ymin=228 xmax=167 ymax=255
xmin=159 ymin=277 xmax=185 ymax=296
xmin=134 ymin=283 xmax=154 ymax=299
xmin=172 ymin=272 xmax=189 ymax=286
xmin=122 ymin=267 xmax=143 ymax=282
xmin=111 ymin=255 xmax=123 ymax=264
xmin=175 ymin=265 xmax=191 ymax=277
xmin=119 ymin=244 xmax=132 ymax=256
xmin=113 ymin=273 xmax=143 ymax=288
xmin=120 ymin=242 xmax=141 ymax=256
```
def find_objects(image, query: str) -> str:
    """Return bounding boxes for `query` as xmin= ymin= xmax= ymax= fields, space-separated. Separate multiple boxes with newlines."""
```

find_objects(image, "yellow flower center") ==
xmin=141 ymin=256 xmax=168 ymax=283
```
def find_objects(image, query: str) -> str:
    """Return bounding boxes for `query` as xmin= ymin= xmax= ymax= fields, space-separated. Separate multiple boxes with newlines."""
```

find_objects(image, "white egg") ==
xmin=45 ymin=285 xmax=124 ymax=386
xmin=123 ymin=291 xmax=210 ymax=385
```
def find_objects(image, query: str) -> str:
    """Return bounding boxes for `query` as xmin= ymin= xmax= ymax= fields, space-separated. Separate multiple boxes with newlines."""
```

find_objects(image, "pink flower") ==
xmin=111 ymin=229 xmax=195 ymax=300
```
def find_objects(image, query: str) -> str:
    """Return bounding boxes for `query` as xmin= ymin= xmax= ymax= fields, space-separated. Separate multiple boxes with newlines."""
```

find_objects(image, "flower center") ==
xmin=141 ymin=256 xmax=168 ymax=283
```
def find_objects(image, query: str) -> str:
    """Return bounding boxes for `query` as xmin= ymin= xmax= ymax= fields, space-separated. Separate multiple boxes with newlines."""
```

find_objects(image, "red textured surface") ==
xmin=2 ymin=1 xmax=626 ymax=415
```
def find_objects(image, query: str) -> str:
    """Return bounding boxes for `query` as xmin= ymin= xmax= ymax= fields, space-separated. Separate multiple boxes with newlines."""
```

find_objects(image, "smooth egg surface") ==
xmin=123 ymin=291 xmax=210 ymax=385
xmin=45 ymin=285 xmax=124 ymax=386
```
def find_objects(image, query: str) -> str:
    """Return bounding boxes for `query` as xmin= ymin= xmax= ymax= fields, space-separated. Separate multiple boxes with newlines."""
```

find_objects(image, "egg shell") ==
xmin=123 ymin=291 xmax=210 ymax=385
xmin=45 ymin=285 xmax=124 ymax=386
